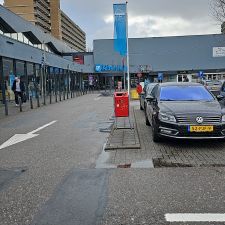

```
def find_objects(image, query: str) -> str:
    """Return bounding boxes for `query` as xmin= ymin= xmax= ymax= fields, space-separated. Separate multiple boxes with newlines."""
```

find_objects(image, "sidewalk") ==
xmin=98 ymin=100 xmax=225 ymax=168
xmin=0 ymin=90 xmax=98 ymax=120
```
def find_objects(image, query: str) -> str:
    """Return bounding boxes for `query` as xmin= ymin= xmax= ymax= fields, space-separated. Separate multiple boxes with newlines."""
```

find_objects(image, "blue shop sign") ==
xmin=198 ymin=71 xmax=204 ymax=78
xmin=158 ymin=72 xmax=163 ymax=81
xmin=95 ymin=64 xmax=127 ymax=72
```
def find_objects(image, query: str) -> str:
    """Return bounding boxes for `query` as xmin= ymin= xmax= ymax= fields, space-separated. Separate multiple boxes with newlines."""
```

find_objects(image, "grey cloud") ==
xmin=60 ymin=0 xmax=220 ymax=49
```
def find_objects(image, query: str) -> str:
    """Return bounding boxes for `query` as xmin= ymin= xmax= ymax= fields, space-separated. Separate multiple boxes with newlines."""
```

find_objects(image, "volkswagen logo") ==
xmin=196 ymin=117 xmax=204 ymax=124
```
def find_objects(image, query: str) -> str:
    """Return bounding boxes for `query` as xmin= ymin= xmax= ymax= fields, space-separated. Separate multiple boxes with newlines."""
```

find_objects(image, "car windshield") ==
xmin=160 ymin=86 xmax=215 ymax=101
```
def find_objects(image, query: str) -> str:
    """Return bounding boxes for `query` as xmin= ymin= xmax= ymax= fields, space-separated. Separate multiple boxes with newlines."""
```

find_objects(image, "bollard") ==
xmin=37 ymin=94 xmax=40 ymax=107
xmin=19 ymin=96 xmax=22 ymax=112
xmin=63 ymin=90 xmax=66 ymax=100
xmin=30 ymin=96 xmax=33 ymax=109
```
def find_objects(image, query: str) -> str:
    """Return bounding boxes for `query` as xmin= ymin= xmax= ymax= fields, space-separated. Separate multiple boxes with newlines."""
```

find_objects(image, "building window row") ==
xmin=61 ymin=19 xmax=85 ymax=38
xmin=61 ymin=25 xmax=86 ymax=46
xmin=0 ymin=31 xmax=53 ymax=53
xmin=62 ymin=37 xmax=84 ymax=51
xmin=0 ymin=57 xmax=83 ymax=110
xmin=61 ymin=26 xmax=85 ymax=46
xmin=61 ymin=13 xmax=85 ymax=36
xmin=62 ymin=33 xmax=85 ymax=50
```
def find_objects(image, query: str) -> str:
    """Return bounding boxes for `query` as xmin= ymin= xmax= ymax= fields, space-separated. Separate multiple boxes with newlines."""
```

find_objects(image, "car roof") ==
xmin=159 ymin=82 xmax=203 ymax=87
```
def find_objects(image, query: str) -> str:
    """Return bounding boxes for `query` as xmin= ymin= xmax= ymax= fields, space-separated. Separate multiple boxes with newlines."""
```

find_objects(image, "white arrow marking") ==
xmin=94 ymin=97 xmax=101 ymax=101
xmin=0 ymin=120 xmax=57 ymax=150
xmin=165 ymin=213 xmax=225 ymax=222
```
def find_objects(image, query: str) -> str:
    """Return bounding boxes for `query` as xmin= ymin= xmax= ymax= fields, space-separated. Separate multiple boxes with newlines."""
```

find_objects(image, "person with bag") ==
xmin=12 ymin=76 xmax=25 ymax=106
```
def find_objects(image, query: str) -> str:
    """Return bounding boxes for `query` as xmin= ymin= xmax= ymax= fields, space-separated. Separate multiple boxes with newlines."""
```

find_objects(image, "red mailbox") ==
xmin=114 ymin=92 xmax=129 ymax=117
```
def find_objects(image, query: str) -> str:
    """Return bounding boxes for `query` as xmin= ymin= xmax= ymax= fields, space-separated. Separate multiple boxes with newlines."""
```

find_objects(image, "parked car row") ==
xmin=140 ymin=81 xmax=225 ymax=142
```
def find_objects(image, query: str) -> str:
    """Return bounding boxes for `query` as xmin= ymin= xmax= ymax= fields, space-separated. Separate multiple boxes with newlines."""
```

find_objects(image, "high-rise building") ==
xmin=4 ymin=0 xmax=86 ymax=52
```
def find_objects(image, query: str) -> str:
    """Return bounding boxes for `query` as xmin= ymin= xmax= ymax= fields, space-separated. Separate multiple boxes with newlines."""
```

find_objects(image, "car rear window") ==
xmin=160 ymin=86 xmax=214 ymax=101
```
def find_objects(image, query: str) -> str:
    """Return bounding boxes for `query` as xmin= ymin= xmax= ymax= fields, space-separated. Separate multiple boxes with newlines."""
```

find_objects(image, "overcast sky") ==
xmin=0 ymin=0 xmax=221 ymax=50
xmin=60 ymin=0 xmax=220 ymax=50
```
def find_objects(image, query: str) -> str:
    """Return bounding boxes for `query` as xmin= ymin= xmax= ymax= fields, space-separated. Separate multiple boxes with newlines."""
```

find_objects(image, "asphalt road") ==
xmin=1 ymin=95 xmax=225 ymax=225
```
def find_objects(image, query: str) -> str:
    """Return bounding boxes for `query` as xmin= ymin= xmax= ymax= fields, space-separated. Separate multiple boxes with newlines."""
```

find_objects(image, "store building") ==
xmin=92 ymin=35 xmax=225 ymax=88
xmin=2 ymin=2 xmax=225 ymax=104
xmin=3 ymin=0 xmax=86 ymax=51
xmin=0 ymin=5 xmax=92 ymax=113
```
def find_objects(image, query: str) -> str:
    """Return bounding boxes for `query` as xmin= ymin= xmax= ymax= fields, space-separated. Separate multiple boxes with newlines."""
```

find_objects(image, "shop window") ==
xmin=15 ymin=61 xmax=25 ymax=84
xmin=23 ymin=36 xmax=29 ymax=44
xmin=2 ymin=58 xmax=14 ymax=100
xmin=11 ymin=33 xmax=18 ymax=40
xmin=18 ymin=33 xmax=24 ymax=42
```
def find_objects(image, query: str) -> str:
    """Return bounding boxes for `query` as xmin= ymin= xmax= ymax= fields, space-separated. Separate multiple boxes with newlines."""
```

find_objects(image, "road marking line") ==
xmin=0 ymin=120 xmax=57 ymax=150
xmin=165 ymin=213 xmax=225 ymax=222
xmin=28 ymin=120 xmax=57 ymax=134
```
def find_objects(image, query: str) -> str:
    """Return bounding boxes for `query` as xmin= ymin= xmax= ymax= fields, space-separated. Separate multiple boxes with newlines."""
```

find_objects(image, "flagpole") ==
xmin=126 ymin=1 xmax=130 ymax=96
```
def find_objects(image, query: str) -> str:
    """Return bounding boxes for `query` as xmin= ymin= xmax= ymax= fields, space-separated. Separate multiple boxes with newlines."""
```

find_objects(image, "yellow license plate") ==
xmin=189 ymin=126 xmax=214 ymax=132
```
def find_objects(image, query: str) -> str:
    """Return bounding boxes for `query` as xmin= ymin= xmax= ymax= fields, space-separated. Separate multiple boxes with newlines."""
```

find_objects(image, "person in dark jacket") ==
xmin=12 ymin=77 xmax=25 ymax=106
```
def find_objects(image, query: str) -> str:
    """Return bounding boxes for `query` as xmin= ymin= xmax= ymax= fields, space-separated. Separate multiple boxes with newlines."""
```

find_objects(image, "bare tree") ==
xmin=211 ymin=0 xmax=225 ymax=22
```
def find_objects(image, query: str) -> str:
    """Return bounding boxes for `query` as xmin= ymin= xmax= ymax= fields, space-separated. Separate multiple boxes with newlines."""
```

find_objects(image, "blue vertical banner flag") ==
xmin=113 ymin=3 xmax=127 ymax=56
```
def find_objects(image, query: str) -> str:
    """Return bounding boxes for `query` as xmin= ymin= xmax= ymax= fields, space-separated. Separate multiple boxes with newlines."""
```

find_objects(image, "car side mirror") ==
xmin=217 ymin=95 xmax=224 ymax=101
xmin=146 ymin=95 xmax=155 ymax=102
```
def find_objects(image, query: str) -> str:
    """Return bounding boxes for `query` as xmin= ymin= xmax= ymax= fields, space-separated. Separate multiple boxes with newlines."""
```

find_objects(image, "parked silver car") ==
xmin=200 ymin=80 xmax=222 ymax=96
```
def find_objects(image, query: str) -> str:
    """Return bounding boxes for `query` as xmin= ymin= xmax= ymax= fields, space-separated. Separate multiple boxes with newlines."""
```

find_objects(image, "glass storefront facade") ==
xmin=0 ymin=56 xmax=84 ymax=117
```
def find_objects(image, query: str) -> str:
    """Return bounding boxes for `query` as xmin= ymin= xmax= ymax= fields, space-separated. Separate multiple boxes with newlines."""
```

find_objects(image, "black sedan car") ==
xmin=145 ymin=82 xmax=225 ymax=142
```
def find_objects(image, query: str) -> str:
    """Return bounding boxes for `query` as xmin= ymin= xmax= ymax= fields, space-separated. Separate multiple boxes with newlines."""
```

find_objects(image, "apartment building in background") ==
xmin=4 ymin=0 xmax=86 ymax=52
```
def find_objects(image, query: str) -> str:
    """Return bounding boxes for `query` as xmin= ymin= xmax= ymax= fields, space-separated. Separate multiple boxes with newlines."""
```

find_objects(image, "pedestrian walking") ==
xmin=12 ymin=76 xmax=25 ymax=106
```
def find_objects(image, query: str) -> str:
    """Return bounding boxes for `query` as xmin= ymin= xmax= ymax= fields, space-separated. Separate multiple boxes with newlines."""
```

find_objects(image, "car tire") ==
xmin=152 ymin=121 xmax=160 ymax=142
xmin=145 ymin=113 xmax=150 ymax=126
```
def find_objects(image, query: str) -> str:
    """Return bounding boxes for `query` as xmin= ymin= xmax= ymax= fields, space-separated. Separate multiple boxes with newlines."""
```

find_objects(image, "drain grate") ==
xmin=153 ymin=158 xmax=225 ymax=168
xmin=117 ymin=163 xmax=131 ymax=168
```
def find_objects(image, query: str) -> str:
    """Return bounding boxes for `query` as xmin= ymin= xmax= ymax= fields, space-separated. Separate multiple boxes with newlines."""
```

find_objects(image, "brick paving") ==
xmin=105 ymin=114 xmax=140 ymax=150
xmin=102 ymin=101 xmax=225 ymax=168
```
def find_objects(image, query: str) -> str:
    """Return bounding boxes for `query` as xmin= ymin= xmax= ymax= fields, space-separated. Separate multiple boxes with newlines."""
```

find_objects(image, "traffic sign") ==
xmin=198 ymin=71 xmax=204 ymax=78
xmin=158 ymin=73 xmax=163 ymax=81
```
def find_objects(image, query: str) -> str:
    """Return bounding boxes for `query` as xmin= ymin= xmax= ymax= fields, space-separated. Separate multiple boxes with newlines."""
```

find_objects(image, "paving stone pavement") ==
xmin=105 ymin=113 xmax=140 ymax=150
xmin=102 ymin=101 xmax=225 ymax=168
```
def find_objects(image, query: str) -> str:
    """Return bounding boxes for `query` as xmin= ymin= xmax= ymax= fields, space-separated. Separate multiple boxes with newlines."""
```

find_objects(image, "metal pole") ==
xmin=43 ymin=41 xmax=46 ymax=105
xmin=123 ymin=57 xmax=126 ymax=90
xmin=126 ymin=1 xmax=130 ymax=96
xmin=0 ymin=57 xmax=8 ymax=115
